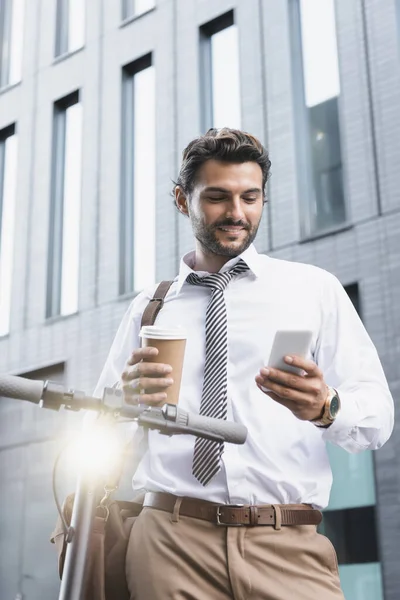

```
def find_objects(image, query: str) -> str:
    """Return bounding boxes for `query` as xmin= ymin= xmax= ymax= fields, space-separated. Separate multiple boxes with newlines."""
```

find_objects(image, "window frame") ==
xmin=120 ymin=53 xmax=154 ymax=296
xmin=289 ymin=0 xmax=348 ymax=239
xmin=46 ymin=90 xmax=81 ymax=319
xmin=199 ymin=10 xmax=241 ymax=132
xmin=0 ymin=123 xmax=17 ymax=337
xmin=0 ymin=0 xmax=24 ymax=88
xmin=0 ymin=125 xmax=17 ymax=217
xmin=0 ymin=0 xmax=13 ymax=87
xmin=54 ymin=0 xmax=85 ymax=58
xmin=55 ymin=0 xmax=68 ymax=57
xmin=121 ymin=0 xmax=156 ymax=22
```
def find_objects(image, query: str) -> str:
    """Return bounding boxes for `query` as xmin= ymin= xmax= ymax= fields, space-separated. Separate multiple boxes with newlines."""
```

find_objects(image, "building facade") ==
xmin=0 ymin=0 xmax=399 ymax=598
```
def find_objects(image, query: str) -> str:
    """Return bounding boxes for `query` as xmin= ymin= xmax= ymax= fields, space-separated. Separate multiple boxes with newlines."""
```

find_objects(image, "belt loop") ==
xmin=272 ymin=504 xmax=282 ymax=531
xmin=171 ymin=496 xmax=183 ymax=524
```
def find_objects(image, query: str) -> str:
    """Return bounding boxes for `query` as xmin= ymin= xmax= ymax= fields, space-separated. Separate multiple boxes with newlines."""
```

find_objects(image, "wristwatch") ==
xmin=311 ymin=387 xmax=341 ymax=428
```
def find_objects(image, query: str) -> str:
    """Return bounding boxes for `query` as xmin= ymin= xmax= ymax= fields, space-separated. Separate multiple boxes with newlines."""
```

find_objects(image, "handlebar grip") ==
xmin=185 ymin=412 xmax=247 ymax=445
xmin=0 ymin=375 xmax=44 ymax=404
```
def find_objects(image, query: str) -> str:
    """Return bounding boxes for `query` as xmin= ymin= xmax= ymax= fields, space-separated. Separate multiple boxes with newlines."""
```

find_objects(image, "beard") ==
xmin=189 ymin=213 xmax=260 ymax=258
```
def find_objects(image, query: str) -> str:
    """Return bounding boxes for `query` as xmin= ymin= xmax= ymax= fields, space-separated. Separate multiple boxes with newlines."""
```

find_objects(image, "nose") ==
xmin=226 ymin=197 xmax=246 ymax=222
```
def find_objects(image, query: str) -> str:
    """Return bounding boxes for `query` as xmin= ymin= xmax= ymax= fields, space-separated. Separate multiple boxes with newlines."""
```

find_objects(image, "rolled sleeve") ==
xmin=93 ymin=290 xmax=150 ymax=397
xmin=91 ymin=289 xmax=156 ymax=469
xmin=316 ymin=272 xmax=394 ymax=453
xmin=322 ymin=386 xmax=393 ymax=452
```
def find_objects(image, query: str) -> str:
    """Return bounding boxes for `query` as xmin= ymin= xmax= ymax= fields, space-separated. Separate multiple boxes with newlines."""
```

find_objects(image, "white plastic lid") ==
xmin=139 ymin=325 xmax=187 ymax=340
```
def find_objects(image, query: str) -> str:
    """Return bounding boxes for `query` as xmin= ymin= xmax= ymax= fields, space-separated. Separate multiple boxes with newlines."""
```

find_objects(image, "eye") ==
xmin=207 ymin=196 xmax=226 ymax=202
xmin=243 ymin=197 xmax=257 ymax=203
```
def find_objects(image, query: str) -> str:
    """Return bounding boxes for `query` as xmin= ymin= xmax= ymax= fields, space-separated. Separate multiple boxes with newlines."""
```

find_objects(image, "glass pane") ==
xmin=0 ymin=0 xmax=12 ymax=87
xmin=339 ymin=563 xmax=384 ymax=600
xmin=309 ymin=97 xmax=345 ymax=230
xmin=135 ymin=0 xmax=155 ymax=16
xmin=68 ymin=0 xmax=85 ymax=52
xmin=211 ymin=25 xmax=241 ymax=129
xmin=300 ymin=0 xmax=340 ymax=107
xmin=133 ymin=66 xmax=156 ymax=291
xmin=60 ymin=103 xmax=82 ymax=316
xmin=0 ymin=134 xmax=18 ymax=336
xmin=321 ymin=506 xmax=378 ymax=565
xmin=327 ymin=445 xmax=376 ymax=511
xmin=55 ymin=0 xmax=67 ymax=56
xmin=123 ymin=0 xmax=154 ymax=19
xmin=298 ymin=0 xmax=345 ymax=233
xmin=397 ymin=1 xmax=400 ymax=51
xmin=122 ymin=0 xmax=133 ymax=19
xmin=8 ymin=0 xmax=24 ymax=84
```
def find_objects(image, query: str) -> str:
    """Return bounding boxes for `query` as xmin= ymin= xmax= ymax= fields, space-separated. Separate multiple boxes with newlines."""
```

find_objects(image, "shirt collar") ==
xmin=174 ymin=243 xmax=263 ymax=296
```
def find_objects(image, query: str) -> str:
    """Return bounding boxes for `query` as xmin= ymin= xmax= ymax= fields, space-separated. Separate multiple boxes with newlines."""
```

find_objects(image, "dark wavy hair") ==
xmin=172 ymin=128 xmax=271 ymax=204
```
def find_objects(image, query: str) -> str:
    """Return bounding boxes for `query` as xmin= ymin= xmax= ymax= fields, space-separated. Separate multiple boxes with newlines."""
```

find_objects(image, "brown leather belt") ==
xmin=143 ymin=492 xmax=322 ymax=527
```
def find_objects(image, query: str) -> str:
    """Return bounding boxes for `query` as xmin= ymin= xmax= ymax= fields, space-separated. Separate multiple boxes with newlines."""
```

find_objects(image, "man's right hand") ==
xmin=121 ymin=347 xmax=173 ymax=406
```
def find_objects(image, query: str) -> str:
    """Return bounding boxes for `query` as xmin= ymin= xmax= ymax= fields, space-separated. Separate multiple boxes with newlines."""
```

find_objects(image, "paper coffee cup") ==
xmin=139 ymin=326 xmax=187 ymax=405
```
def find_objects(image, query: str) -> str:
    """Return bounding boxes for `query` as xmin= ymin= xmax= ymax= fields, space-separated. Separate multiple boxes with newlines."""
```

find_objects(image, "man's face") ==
xmin=185 ymin=160 xmax=264 ymax=258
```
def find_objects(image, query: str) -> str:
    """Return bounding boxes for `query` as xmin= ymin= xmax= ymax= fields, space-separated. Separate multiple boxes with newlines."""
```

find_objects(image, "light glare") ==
xmin=66 ymin=425 xmax=123 ymax=477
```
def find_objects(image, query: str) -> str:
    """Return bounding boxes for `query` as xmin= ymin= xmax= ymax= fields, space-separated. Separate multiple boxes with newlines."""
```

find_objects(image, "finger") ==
xmin=124 ymin=390 xmax=168 ymax=407
xmin=258 ymin=368 xmax=322 ymax=398
xmin=284 ymin=355 xmax=322 ymax=378
xmin=125 ymin=376 xmax=174 ymax=391
xmin=122 ymin=362 xmax=173 ymax=382
xmin=127 ymin=347 xmax=159 ymax=366
xmin=255 ymin=377 xmax=310 ymax=404
xmin=258 ymin=368 xmax=311 ymax=392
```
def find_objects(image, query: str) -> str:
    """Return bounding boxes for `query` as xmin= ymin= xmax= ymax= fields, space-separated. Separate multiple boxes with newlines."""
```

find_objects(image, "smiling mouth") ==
xmin=217 ymin=227 xmax=245 ymax=233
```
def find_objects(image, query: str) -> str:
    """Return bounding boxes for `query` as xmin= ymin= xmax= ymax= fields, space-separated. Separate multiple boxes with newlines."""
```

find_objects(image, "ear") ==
xmin=175 ymin=186 xmax=189 ymax=216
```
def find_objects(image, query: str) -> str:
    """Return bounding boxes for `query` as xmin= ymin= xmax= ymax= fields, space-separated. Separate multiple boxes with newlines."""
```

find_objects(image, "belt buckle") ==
xmin=216 ymin=504 xmax=244 ymax=527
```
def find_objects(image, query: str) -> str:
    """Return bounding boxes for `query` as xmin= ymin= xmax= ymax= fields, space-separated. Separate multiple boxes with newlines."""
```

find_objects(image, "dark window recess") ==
xmin=319 ymin=505 xmax=379 ymax=565
xmin=200 ymin=9 xmax=234 ymax=37
xmin=345 ymin=282 xmax=361 ymax=316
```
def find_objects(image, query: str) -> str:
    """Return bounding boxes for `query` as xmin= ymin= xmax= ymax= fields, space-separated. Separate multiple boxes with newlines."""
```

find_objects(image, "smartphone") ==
xmin=267 ymin=330 xmax=313 ymax=375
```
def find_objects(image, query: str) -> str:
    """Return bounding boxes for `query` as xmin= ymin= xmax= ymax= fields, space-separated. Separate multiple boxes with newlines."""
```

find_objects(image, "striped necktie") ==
xmin=186 ymin=259 xmax=250 ymax=485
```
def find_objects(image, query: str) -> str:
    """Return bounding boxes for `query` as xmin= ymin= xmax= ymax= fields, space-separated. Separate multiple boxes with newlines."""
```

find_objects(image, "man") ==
xmin=95 ymin=128 xmax=394 ymax=600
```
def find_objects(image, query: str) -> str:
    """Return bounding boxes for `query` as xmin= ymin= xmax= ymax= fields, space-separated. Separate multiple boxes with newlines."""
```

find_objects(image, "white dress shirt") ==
xmin=94 ymin=244 xmax=394 ymax=509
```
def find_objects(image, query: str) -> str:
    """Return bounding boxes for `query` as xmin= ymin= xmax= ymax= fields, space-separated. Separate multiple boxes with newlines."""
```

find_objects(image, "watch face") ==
xmin=329 ymin=395 xmax=340 ymax=418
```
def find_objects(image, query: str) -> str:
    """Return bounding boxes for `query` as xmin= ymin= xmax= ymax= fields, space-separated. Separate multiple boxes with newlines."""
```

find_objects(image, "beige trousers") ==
xmin=125 ymin=506 xmax=344 ymax=600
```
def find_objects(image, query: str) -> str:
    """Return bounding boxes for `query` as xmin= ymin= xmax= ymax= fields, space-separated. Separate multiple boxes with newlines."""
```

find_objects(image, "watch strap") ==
xmin=311 ymin=387 xmax=338 ymax=428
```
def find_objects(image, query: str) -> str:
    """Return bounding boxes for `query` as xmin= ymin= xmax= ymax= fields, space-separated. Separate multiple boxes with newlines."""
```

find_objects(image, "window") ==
xmin=291 ymin=0 xmax=346 ymax=237
xmin=200 ymin=11 xmax=241 ymax=131
xmin=47 ymin=92 xmax=82 ymax=318
xmin=122 ymin=0 xmax=155 ymax=20
xmin=55 ymin=0 xmax=85 ymax=57
xmin=397 ymin=0 xmax=400 ymax=52
xmin=0 ymin=125 xmax=17 ymax=336
xmin=319 ymin=283 xmax=384 ymax=600
xmin=0 ymin=0 xmax=24 ymax=88
xmin=120 ymin=55 xmax=156 ymax=295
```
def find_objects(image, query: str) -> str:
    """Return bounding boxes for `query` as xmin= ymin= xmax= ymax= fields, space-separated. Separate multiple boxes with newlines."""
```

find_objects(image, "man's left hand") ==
xmin=255 ymin=356 xmax=329 ymax=421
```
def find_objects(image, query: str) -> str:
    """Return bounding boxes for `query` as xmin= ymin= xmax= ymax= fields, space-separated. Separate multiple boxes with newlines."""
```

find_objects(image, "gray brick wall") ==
xmin=0 ymin=0 xmax=399 ymax=598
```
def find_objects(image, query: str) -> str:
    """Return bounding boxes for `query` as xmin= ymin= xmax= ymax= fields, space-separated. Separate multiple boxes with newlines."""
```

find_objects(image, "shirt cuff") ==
xmin=320 ymin=390 xmax=367 ymax=451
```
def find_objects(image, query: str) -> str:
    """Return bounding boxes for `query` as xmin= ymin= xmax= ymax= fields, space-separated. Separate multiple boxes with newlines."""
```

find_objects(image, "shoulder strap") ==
xmin=140 ymin=281 xmax=174 ymax=328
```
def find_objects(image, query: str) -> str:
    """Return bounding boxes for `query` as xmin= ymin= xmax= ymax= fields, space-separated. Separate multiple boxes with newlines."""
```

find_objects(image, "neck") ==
xmin=192 ymin=242 xmax=237 ymax=273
